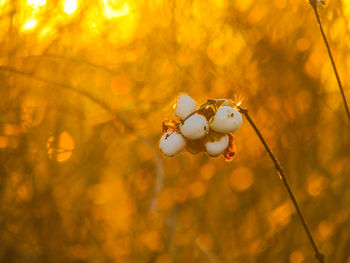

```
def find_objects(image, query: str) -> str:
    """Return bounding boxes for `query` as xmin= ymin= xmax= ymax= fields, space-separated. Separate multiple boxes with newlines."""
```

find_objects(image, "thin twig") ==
xmin=308 ymin=0 xmax=350 ymax=124
xmin=237 ymin=106 xmax=325 ymax=263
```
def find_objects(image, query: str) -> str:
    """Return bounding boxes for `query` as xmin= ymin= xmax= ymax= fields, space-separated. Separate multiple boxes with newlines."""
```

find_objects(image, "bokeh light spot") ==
xmin=318 ymin=220 xmax=334 ymax=240
xmin=199 ymin=163 xmax=216 ymax=180
xmin=289 ymin=250 xmax=304 ymax=263
xmin=189 ymin=180 xmax=207 ymax=198
xmin=27 ymin=0 xmax=46 ymax=7
xmin=269 ymin=201 xmax=293 ymax=227
xmin=47 ymin=131 xmax=75 ymax=162
xmin=63 ymin=0 xmax=78 ymax=15
xmin=102 ymin=0 xmax=130 ymax=19
xmin=229 ymin=166 xmax=254 ymax=192
xmin=175 ymin=187 xmax=189 ymax=203
xmin=17 ymin=183 xmax=31 ymax=201
xmin=307 ymin=174 xmax=327 ymax=196
xmin=0 ymin=136 xmax=9 ymax=149
xmin=22 ymin=18 xmax=38 ymax=31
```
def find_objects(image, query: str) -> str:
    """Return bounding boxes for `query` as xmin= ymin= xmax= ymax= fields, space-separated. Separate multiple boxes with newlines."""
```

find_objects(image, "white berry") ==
xmin=205 ymin=134 xmax=229 ymax=156
xmin=174 ymin=94 xmax=197 ymax=120
xmin=209 ymin=106 xmax=242 ymax=133
xmin=180 ymin=114 xmax=209 ymax=140
xmin=159 ymin=131 xmax=186 ymax=156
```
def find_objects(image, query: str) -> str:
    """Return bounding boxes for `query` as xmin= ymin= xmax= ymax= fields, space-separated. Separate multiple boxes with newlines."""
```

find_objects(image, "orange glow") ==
xmin=157 ymin=188 xmax=175 ymax=210
xmin=297 ymin=38 xmax=310 ymax=51
xmin=110 ymin=75 xmax=132 ymax=95
xmin=274 ymin=0 xmax=287 ymax=9
xmin=174 ymin=187 xmax=189 ymax=203
xmin=289 ymin=250 xmax=304 ymax=263
xmin=17 ymin=183 xmax=31 ymax=201
xmin=0 ymin=136 xmax=9 ymax=149
xmin=140 ymin=231 xmax=163 ymax=251
xmin=3 ymin=124 xmax=21 ymax=135
xmin=189 ymin=180 xmax=207 ymax=198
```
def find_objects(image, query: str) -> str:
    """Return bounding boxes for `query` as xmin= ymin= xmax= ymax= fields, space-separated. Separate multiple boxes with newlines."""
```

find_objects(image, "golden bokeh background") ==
xmin=0 ymin=0 xmax=350 ymax=262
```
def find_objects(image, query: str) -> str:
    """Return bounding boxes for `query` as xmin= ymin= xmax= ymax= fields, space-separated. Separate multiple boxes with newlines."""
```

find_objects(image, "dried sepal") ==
xmin=222 ymin=133 xmax=237 ymax=162
xmin=185 ymin=138 xmax=205 ymax=155
xmin=162 ymin=119 xmax=179 ymax=133
xmin=196 ymin=104 xmax=216 ymax=121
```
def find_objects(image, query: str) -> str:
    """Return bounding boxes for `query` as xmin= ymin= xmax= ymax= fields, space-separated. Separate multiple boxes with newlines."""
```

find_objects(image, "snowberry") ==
xmin=205 ymin=134 xmax=229 ymax=156
xmin=159 ymin=131 xmax=186 ymax=156
xmin=180 ymin=114 xmax=209 ymax=140
xmin=209 ymin=106 xmax=242 ymax=133
xmin=174 ymin=94 xmax=197 ymax=120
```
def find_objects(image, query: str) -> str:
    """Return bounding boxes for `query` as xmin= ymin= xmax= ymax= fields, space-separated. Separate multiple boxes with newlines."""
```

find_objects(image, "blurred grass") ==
xmin=1 ymin=0 xmax=350 ymax=262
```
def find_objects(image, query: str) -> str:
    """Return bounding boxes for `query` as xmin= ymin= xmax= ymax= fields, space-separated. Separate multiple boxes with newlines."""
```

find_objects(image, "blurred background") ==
xmin=0 ymin=0 xmax=350 ymax=262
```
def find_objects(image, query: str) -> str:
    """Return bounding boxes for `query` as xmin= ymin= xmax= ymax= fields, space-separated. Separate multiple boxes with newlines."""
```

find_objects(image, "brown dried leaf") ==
xmin=223 ymin=133 xmax=237 ymax=162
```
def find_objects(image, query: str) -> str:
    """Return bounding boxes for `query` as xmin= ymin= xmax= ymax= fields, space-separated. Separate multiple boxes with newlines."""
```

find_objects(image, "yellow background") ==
xmin=0 ymin=0 xmax=349 ymax=262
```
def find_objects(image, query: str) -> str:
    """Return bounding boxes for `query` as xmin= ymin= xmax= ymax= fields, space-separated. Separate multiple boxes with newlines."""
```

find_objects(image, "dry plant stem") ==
xmin=238 ymin=106 xmax=325 ymax=263
xmin=309 ymin=1 xmax=350 ymax=124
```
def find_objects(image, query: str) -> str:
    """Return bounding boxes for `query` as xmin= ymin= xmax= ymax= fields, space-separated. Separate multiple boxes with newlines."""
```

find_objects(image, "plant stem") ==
xmin=238 ymin=106 xmax=325 ymax=263
xmin=309 ymin=1 xmax=350 ymax=124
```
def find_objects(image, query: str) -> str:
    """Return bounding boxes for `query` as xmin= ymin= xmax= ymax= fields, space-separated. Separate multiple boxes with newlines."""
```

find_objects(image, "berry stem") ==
xmin=237 ymin=106 xmax=325 ymax=263
xmin=308 ymin=0 xmax=350 ymax=124
xmin=181 ymin=100 xmax=215 ymax=122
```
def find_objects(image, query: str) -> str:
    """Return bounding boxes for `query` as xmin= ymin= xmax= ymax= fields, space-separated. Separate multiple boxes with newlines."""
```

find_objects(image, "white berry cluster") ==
xmin=159 ymin=94 xmax=243 ymax=161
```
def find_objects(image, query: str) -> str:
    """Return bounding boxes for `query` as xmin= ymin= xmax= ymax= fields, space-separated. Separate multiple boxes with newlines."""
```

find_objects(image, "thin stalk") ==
xmin=238 ymin=106 xmax=325 ymax=263
xmin=309 ymin=0 xmax=350 ymax=124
